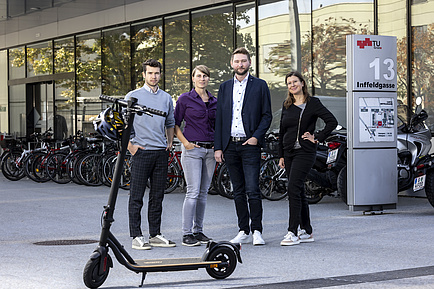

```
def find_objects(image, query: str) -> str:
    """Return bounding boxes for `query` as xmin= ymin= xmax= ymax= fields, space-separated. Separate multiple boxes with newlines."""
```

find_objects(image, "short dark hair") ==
xmin=231 ymin=47 xmax=251 ymax=62
xmin=142 ymin=59 xmax=162 ymax=73
xmin=192 ymin=65 xmax=210 ymax=78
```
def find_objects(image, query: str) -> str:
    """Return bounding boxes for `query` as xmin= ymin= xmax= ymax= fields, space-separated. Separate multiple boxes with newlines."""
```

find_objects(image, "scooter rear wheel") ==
xmin=83 ymin=255 xmax=111 ymax=288
xmin=206 ymin=246 xmax=237 ymax=279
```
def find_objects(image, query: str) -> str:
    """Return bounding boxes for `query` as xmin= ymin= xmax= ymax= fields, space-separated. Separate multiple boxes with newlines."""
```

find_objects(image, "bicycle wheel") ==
xmin=45 ymin=151 xmax=70 ymax=184
xmin=217 ymin=163 xmax=234 ymax=199
xmin=209 ymin=162 xmax=222 ymax=195
xmin=165 ymin=161 xmax=181 ymax=193
xmin=259 ymin=158 xmax=288 ymax=201
xmin=76 ymin=153 xmax=102 ymax=186
xmin=119 ymin=154 xmax=132 ymax=190
xmin=102 ymin=154 xmax=116 ymax=186
xmin=1 ymin=150 xmax=25 ymax=181
xmin=66 ymin=151 xmax=85 ymax=185
xmin=98 ymin=151 xmax=116 ymax=187
xmin=25 ymin=151 xmax=50 ymax=183
xmin=104 ymin=154 xmax=132 ymax=190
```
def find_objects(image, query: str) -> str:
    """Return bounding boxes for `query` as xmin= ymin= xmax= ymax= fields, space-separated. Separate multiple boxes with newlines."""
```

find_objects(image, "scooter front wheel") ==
xmin=83 ymin=255 xmax=111 ymax=288
xmin=206 ymin=246 xmax=237 ymax=279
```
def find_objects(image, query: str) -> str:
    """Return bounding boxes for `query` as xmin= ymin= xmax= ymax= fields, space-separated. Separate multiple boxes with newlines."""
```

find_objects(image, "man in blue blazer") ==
xmin=214 ymin=47 xmax=272 ymax=246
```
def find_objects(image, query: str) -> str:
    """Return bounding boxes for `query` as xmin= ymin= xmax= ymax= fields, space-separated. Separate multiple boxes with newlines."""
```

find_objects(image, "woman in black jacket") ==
xmin=278 ymin=71 xmax=337 ymax=246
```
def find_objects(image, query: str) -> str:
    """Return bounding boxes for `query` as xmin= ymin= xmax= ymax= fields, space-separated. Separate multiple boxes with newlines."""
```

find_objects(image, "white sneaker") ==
xmin=149 ymin=234 xmax=176 ymax=247
xmin=230 ymin=231 xmax=252 ymax=244
xmin=298 ymin=229 xmax=314 ymax=243
xmin=132 ymin=236 xmax=151 ymax=250
xmin=280 ymin=231 xmax=300 ymax=246
xmin=252 ymin=230 xmax=265 ymax=246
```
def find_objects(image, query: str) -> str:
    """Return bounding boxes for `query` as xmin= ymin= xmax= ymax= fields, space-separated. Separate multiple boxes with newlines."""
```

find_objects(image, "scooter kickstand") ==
xmin=139 ymin=272 xmax=147 ymax=287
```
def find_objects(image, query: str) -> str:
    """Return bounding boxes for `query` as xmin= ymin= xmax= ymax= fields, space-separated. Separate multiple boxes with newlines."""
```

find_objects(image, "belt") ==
xmin=191 ymin=141 xmax=214 ymax=149
xmin=230 ymin=136 xmax=248 ymax=142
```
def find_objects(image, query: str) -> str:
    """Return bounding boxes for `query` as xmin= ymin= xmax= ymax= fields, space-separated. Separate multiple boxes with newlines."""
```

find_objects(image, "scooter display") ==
xmin=83 ymin=95 xmax=241 ymax=288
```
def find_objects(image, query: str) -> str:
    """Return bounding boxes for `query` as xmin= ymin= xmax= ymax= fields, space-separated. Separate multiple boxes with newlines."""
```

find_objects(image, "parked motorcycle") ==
xmin=304 ymin=129 xmax=347 ymax=204
xmin=337 ymin=97 xmax=434 ymax=208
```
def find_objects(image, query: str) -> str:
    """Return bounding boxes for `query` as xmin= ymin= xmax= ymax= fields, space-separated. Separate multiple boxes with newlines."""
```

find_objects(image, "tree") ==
xmin=304 ymin=17 xmax=370 ymax=97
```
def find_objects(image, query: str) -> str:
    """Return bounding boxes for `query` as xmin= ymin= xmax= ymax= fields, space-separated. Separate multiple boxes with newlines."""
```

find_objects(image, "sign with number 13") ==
xmin=347 ymin=35 xmax=397 ymax=92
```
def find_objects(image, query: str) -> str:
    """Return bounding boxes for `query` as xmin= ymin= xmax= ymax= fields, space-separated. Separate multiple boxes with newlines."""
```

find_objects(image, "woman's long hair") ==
xmin=283 ymin=71 xmax=310 ymax=108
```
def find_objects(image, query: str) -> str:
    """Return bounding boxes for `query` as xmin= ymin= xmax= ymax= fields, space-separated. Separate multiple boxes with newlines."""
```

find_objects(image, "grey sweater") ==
xmin=125 ymin=85 xmax=175 ymax=150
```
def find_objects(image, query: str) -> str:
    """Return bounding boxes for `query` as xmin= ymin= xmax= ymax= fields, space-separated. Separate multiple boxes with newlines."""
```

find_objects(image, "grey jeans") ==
xmin=181 ymin=145 xmax=216 ymax=235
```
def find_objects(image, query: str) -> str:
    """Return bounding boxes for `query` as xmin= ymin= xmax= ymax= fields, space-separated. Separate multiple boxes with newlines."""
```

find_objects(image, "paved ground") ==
xmin=1 ymin=176 xmax=434 ymax=289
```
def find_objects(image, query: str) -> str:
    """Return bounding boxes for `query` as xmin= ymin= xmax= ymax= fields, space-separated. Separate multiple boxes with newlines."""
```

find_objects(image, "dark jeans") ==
xmin=129 ymin=149 xmax=168 ymax=238
xmin=284 ymin=149 xmax=316 ymax=235
xmin=224 ymin=141 xmax=262 ymax=234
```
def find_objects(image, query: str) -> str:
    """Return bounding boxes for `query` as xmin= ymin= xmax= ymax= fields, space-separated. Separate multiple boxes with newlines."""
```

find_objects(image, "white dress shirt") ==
xmin=231 ymin=73 xmax=249 ymax=137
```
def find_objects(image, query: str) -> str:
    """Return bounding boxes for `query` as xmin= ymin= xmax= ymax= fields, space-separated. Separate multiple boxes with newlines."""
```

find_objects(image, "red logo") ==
xmin=357 ymin=37 xmax=382 ymax=49
xmin=357 ymin=38 xmax=372 ymax=49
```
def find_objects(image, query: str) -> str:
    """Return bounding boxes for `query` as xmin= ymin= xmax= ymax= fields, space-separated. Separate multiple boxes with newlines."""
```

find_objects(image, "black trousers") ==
xmin=224 ymin=141 xmax=263 ymax=234
xmin=284 ymin=149 xmax=316 ymax=235
xmin=129 ymin=149 xmax=168 ymax=238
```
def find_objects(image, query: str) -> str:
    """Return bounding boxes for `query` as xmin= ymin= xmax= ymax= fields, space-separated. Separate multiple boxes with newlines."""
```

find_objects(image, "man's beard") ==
xmin=234 ymin=67 xmax=249 ymax=76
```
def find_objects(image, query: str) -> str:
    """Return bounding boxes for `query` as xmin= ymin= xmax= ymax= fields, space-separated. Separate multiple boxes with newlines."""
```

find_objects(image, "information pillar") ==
xmin=346 ymin=35 xmax=398 ymax=211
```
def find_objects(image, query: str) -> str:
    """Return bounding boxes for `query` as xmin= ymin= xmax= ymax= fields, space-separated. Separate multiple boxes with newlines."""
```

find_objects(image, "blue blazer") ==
xmin=214 ymin=74 xmax=272 ymax=152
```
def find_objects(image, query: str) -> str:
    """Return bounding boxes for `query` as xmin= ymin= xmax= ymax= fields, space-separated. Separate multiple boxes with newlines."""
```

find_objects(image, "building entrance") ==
xmin=25 ymin=82 xmax=53 ymax=140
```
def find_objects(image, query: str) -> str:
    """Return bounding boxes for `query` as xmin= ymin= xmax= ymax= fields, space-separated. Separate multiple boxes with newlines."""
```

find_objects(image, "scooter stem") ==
xmin=98 ymin=97 xmax=137 ymax=247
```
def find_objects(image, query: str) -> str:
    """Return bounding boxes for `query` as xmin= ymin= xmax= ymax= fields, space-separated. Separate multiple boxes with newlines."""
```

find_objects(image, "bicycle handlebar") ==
xmin=99 ymin=94 xmax=167 ymax=117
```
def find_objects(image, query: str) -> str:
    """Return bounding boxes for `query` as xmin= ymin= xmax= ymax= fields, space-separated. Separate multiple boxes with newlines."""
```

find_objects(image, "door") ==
xmin=26 ymin=82 xmax=53 ymax=140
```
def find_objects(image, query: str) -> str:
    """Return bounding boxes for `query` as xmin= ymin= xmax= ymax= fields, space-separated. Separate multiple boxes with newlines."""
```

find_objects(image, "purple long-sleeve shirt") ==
xmin=174 ymin=89 xmax=217 ymax=142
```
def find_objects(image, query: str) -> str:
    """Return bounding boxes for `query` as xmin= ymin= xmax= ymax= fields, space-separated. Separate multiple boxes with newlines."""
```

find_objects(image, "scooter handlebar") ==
xmin=99 ymin=94 xmax=167 ymax=117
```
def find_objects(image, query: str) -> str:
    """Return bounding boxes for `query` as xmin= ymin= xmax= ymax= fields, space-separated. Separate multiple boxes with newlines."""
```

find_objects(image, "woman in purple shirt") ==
xmin=174 ymin=65 xmax=217 ymax=246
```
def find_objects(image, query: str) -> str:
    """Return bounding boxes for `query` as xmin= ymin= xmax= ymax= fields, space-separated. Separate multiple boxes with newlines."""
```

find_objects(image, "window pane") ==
xmin=8 ymin=0 xmax=25 ymax=17
xmin=9 ymin=46 xmax=25 ymax=79
xmin=54 ymin=80 xmax=74 ymax=139
xmin=102 ymin=26 xmax=131 ymax=96
xmin=192 ymin=5 xmax=234 ymax=96
xmin=76 ymin=32 xmax=102 ymax=135
xmin=259 ymin=0 xmax=297 ymax=115
xmin=27 ymin=41 xmax=53 ymax=77
xmin=131 ymin=20 xmax=163 ymax=90
xmin=9 ymin=84 xmax=26 ymax=137
xmin=312 ymin=0 xmax=373 ymax=98
xmin=26 ymin=0 xmax=52 ymax=13
xmin=165 ymin=14 xmax=190 ymax=100
xmin=0 ymin=50 xmax=7 ymax=132
xmin=378 ymin=0 xmax=407 ymax=104
xmin=411 ymin=1 xmax=434 ymax=131
xmin=54 ymin=37 xmax=74 ymax=74
xmin=236 ymin=2 xmax=256 ymax=76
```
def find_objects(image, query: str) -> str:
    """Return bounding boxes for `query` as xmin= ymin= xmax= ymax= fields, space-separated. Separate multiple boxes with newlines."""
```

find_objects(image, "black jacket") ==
xmin=278 ymin=96 xmax=337 ymax=157
xmin=214 ymin=75 xmax=272 ymax=151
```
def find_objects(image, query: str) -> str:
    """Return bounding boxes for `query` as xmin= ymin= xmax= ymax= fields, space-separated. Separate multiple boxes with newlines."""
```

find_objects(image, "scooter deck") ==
xmin=131 ymin=257 xmax=220 ymax=270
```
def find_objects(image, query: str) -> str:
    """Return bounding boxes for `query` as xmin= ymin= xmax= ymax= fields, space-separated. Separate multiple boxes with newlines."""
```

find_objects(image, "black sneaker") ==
xmin=193 ymin=232 xmax=212 ymax=244
xmin=182 ymin=234 xmax=200 ymax=247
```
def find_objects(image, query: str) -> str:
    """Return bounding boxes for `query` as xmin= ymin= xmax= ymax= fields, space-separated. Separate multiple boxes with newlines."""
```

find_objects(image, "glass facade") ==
xmin=192 ymin=5 xmax=234 ymax=96
xmin=131 ymin=20 xmax=163 ymax=90
xmin=165 ymin=14 xmax=190 ymax=100
xmin=76 ymin=32 xmax=102 ymax=134
xmin=2 ymin=0 xmax=433 ymax=137
xmin=27 ymin=41 xmax=53 ymax=77
xmin=411 ymin=0 xmax=434 ymax=130
xmin=8 ymin=47 xmax=25 ymax=79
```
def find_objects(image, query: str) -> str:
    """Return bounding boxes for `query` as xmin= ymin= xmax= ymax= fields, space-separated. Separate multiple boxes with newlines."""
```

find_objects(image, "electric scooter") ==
xmin=83 ymin=95 xmax=242 ymax=288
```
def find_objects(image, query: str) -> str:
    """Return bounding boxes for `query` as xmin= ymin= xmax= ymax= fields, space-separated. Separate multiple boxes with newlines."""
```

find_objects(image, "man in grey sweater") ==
xmin=126 ymin=59 xmax=176 ymax=250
